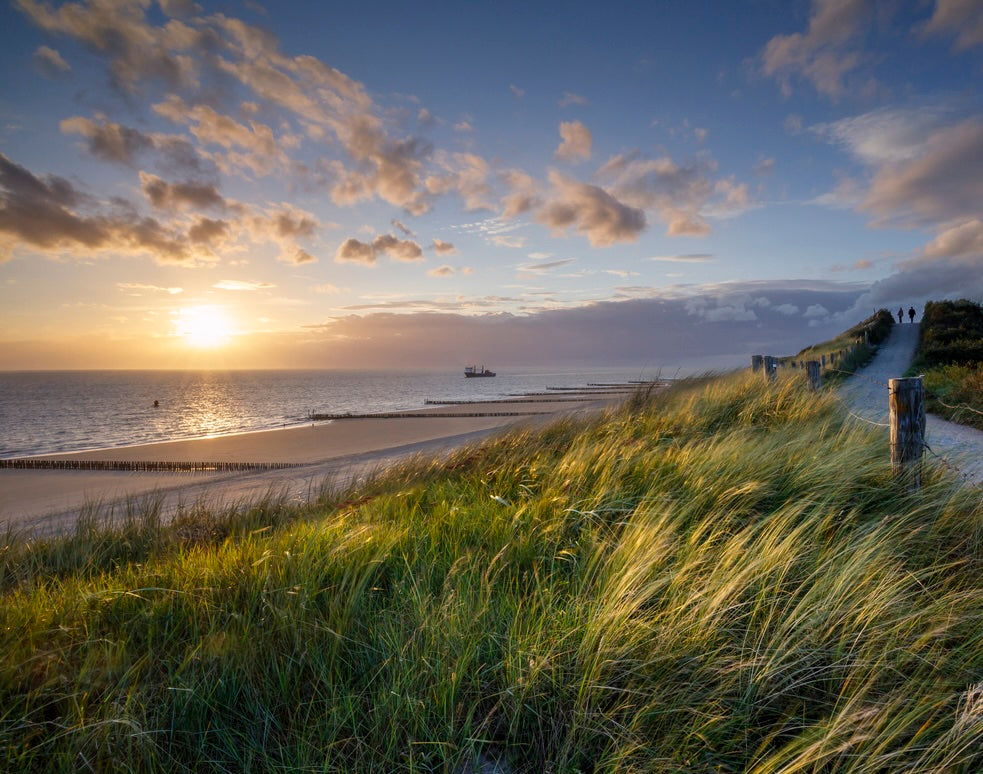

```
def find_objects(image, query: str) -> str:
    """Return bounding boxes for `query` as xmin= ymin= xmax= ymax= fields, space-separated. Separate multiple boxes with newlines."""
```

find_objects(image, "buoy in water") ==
xmin=153 ymin=400 xmax=159 ymax=408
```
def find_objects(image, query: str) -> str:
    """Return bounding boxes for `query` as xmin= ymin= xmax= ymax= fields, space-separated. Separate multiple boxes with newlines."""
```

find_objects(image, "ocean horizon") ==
xmin=0 ymin=366 xmax=663 ymax=459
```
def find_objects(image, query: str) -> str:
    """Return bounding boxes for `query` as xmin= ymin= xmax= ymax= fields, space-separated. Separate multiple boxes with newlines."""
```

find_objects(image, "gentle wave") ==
xmin=0 ymin=368 xmax=653 ymax=458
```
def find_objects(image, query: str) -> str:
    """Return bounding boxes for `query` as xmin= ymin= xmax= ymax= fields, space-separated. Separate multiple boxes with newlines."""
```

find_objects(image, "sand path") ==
xmin=838 ymin=322 xmax=983 ymax=486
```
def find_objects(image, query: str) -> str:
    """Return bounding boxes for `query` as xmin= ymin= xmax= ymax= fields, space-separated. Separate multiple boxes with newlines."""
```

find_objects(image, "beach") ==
xmin=1 ymin=393 xmax=631 ymax=536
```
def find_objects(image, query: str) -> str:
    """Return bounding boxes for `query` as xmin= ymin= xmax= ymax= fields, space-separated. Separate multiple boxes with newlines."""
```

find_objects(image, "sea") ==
xmin=0 ymin=367 xmax=659 ymax=459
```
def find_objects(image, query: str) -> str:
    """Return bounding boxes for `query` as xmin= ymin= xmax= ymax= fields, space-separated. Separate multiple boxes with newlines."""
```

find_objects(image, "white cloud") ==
xmin=554 ymin=121 xmax=592 ymax=162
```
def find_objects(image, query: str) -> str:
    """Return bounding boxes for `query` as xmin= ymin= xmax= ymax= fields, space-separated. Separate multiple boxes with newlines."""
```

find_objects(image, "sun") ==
xmin=174 ymin=305 xmax=234 ymax=348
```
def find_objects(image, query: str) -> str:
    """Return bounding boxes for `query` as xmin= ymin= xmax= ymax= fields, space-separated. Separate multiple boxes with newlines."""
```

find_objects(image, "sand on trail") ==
xmin=0 ymin=394 xmax=620 ymax=536
xmin=838 ymin=322 xmax=983 ymax=486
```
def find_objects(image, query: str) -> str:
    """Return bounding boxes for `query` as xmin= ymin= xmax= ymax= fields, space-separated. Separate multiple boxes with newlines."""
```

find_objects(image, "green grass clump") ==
xmin=2 ymin=371 xmax=982 ymax=771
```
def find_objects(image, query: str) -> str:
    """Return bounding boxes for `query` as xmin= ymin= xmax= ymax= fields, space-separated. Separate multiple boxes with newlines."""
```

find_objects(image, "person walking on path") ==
xmin=908 ymin=306 xmax=916 ymax=323
xmin=898 ymin=307 xmax=904 ymax=323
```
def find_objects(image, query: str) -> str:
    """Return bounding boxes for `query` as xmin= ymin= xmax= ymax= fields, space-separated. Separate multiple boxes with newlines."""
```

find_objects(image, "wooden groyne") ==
xmin=310 ymin=411 xmax=549 ymax=421
xmin=0 ymin=459 xmax=302 ymax=472
xmin=424 ymin=397 xmax=595 ymax=405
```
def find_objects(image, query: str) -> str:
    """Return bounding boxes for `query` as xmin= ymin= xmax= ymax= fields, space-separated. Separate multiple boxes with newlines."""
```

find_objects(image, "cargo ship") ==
xmin=464 ymin=365 xmax=496 ymax=378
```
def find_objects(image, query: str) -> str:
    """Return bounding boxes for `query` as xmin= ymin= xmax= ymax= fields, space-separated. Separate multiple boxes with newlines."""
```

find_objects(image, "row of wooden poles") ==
xmin=750 ymin=354 xmax=927 ymax=492
xmin=0 ymin=459 xmax=302 ymax=472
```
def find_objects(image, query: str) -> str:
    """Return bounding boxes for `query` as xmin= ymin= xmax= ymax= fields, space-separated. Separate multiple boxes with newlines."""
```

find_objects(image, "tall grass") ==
xmin=2 ymin=371 xmax=981 ymax=771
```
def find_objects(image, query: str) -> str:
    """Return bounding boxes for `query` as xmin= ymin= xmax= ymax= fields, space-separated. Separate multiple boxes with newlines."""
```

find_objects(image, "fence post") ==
xmin=889 ymin=376 xmax=925 ymax=493
xmin=751 ymin=354 xmax=763 ymax=372
xmin=763 ymin=355 xmax=777 ymax=381
xmin=806 ymin=360 xmax=822 ymax=391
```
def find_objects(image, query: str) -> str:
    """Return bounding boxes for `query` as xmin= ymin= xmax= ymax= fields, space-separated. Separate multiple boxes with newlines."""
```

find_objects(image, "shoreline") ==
xmin=0 ymin=391 xmax=633 ymax=536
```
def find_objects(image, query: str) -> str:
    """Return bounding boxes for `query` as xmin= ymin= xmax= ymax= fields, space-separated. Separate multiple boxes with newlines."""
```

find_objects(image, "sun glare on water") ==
xmin=174 ymin=305 xmax=234 ymax=348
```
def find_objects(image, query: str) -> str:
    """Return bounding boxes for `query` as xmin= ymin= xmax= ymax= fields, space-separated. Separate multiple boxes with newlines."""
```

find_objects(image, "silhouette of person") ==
xmin=908 ymin=306 xmax=915 ymax=323
xmin=898 ymin=307 xmax=904 ymax=324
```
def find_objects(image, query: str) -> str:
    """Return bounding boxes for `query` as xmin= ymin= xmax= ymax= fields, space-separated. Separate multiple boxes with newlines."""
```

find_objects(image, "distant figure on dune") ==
xmin=898 ymin=307 xmax=904 ymax=324
xmin=908 ymin=306 xmax=916 ymax=323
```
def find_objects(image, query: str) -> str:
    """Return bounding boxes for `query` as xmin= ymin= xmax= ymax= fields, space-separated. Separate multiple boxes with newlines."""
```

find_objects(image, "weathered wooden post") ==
xmin=751 ymin=354 xmax=763 ymax=372
xmin=889 ymin=376 xmax=925 ymax=492
xmin=806 ymin=360 xmax=822 ymax=391
xmin=763 ymin=355 xmax=777 ymax=382
xmin=821 ymin=354 xmax=827 ymax=368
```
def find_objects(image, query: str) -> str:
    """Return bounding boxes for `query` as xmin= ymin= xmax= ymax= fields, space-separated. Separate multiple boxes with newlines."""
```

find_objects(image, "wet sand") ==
xmin=0 ymin=394 xmax=623 ymax=536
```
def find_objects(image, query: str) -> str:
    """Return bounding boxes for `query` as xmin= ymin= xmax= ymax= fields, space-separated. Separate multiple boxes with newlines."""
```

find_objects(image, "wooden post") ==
xmin=763 ymin=355 xmax=777 ymax=382
xmin=806 ymin=360 xmax=821 ymax=391
xmin=889 ymin=376 xmax=925 ymax=492
xmin=821 ymin=354 xmax=827 ymax=367
xmin=751 ymin=354 xmax=763 ymax=372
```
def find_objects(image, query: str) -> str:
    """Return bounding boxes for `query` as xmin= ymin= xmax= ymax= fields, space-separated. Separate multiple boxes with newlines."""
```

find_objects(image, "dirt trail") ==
xmin=838 ymin=322 xmax=982 ymax=486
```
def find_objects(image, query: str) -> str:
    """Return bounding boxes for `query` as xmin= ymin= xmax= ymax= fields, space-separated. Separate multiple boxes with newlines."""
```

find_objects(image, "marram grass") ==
xmin=2 ymin=372 xmax=981 ymax=772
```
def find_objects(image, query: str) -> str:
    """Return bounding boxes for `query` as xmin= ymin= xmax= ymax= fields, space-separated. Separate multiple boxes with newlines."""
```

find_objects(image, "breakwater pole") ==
xmin=805 ymin=361 xmax=822 ymax=391
xmin=889 ymin=376 xmax=925 ymax=493
xmin=0 ymin=459 xmax=302 ymax=472
xmin=751 ymin=354 xmax=764 ymax=372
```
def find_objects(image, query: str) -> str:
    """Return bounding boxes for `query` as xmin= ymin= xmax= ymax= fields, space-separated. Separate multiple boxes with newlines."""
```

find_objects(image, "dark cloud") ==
xmin=140 ymin=172 xmax=226 ymax=211
xmin=333 ymin=233 xmax=423 ymax=265
xmin=188 ymin=216 xmax=229 ymax=244
xmin=0 ymin=152 xmax=210 ymax=265
xmin=300 ymin=281 xmax=869 ymax=370
xmin=335 ymin=237 xmax=376 ymax=265
xmin=538 ymin=172 xmax=646 ymax=246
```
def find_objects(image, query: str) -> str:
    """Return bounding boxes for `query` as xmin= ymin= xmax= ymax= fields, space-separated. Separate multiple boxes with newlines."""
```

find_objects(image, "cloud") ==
xmin=432 ymin=238 xmax=457 ymax=254
xmin=117 ymin=282 xmax=183 ymax=295
xmin=335 ymin=237 xmax=376 ymax=265
xmin=153 ymin=95 xmax=289 ymax=177
xmin=428 ymin=264 xmax=455 ymax=277
xmin=0 ymin=152 xmax=201 ymax=265
xmin=650 ymin=253 xmax=714 ymax=263
xmin=919 ymin=0 xmax=983 ymax=50
xmin=213 ymin=279 xmax=275 ymax=291
xmin=538 ymin=171 xmax=646 ymax=246
xmin=425 ymin=151 xmax=491 ymax=211
xmin=391 ymin=219 xmax=414 ymax=236
xmin=811 ymin=106 xmax=955 ymax=165
xmin=554 ymin=120 xmax=592 ymax=162
xmin=760 ymin=0 xmax=870 ymax=98
xmin=803 ymin=303 xmax=829 ymax=318
xmin=597 ymin=152 xmax=723 ymax=236
xmin=860 ymin=117 xmax=983 ymax=227
xmin=921 ymin=218 xmax=983 ymax=260
xmin=17 ymin=0 xmax=199 ymax=90
xmin=754 ymin=157 xmax=776 ymax=176
xmin=509 ymin=84 xmax=525 ymax=99
xmin=287 ymin=248 xmax=316 ymax=264
xmin=60 ymin=116 xmax=154 ymax=166
xmin=559 ymin=91 xmax=589 ymax=107
xmin=140 ymin=172 xmax=226 ymax=211
xmin=490 ymin=234 xmax=526 ymax=248
xmin=334 ymin=233 xmax=423 ymax=265
xmin=517 ymin=259 xmax=576 ymax=275
xmin=775 ymin=303 xmax=800 ymax=315
xmin=33 ymin=45 xmax=70 ymax=76
xmin=500 ymin=169 xmax=540 ymax=218
xmin=188 ymin=216 xmax=229 ymax=245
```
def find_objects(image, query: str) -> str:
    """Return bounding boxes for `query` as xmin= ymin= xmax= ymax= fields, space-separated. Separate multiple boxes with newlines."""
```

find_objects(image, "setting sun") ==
xmin=173 ymin=306 xmax=234 ymax=348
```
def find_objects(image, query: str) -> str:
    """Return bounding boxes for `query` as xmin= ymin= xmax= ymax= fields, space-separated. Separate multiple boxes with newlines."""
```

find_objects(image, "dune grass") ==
xmin=2 ymin=371 xmax=981 ymax=771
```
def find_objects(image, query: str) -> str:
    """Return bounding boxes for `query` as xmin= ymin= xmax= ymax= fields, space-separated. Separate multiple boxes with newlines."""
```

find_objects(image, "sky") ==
xmin=0 ymin=0 xmax=981 ymax=371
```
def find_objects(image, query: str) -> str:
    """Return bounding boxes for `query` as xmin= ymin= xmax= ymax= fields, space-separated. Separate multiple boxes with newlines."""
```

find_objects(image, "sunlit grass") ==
xmin=2 ymin=371 xmax=981 ymax=771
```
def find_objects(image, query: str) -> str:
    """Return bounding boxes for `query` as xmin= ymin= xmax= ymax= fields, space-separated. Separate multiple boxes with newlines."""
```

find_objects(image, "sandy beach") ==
xmin=1 ymin=394 xmax=626 ymax=536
